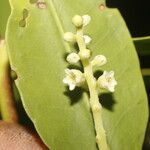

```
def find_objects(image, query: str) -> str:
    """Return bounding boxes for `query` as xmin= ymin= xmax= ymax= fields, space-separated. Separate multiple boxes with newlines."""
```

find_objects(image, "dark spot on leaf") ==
xmin=99 ymin=93 xmax=116 ymax=111
xmin=37 ymin=1 xmax=46 ymax=9
xmin=99 ymin=4 xmax=106 ymax=11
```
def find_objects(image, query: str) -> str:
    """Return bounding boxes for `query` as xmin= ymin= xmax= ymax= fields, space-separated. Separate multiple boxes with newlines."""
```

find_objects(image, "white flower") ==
xmin=91 ymin=55 xmax=107 ymax=67
xmin=83 ymin=35 xmax=92 ymax=45
xmin=66 ymin=53 xmax=80 ymax=64
xmin=63 ymin=69 xmax=85 ymax=91
xmin=72 ymin=15 xmax=83 ymax=27
xmin=64 ymin=32 xmax=76 ymax=42
xmin=98 ymin=71 xmax=117 ymax=92
xmin=82 ymin=15 xmax=91 ymax=26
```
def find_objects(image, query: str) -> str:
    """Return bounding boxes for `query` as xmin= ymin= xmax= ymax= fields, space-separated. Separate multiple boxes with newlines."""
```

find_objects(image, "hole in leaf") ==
xmin=19 ymin=9 xmax=29 ymax=27
xmin=19 ymin=20 xmax=26 ymax=27
xmin=23 ymin=9 xmax=29 ymax=19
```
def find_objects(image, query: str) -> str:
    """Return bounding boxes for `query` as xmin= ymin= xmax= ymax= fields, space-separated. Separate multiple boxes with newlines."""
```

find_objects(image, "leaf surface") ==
xmin=6 ymin=0 xmax=148 ymax=150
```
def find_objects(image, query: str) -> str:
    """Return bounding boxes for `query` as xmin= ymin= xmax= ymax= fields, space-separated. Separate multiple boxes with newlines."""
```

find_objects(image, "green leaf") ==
xmin=0 ymin=0 xmax=10 ymax=38
xmin=133 ymin=36 xmax=150 ymax=56
xmin=6 ymin=0 xmax=148 ymax=150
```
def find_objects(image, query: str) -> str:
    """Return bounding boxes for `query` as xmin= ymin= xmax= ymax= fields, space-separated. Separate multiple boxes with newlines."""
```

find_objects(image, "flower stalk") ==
xmin=0 ymin=40 xmax=18 ymax=122
xmin=76 ymin=28 xmax=108 ymax=150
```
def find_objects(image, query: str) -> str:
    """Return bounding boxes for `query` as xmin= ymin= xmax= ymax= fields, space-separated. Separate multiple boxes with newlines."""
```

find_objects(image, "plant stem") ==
xmin=0 ymin=40 xmax=18 ymax=122
xmin=76 ymin=29 xmax=108 ymax=150
xmin=142 ymin=68 xmax=150 ymax=76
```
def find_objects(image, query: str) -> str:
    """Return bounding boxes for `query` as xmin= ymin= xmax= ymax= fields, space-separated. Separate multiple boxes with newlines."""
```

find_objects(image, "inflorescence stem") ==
xmin=63 ymin=14 xmax=117 ymax=150
xmin=76 ymin=28 xmax=108 ymax=150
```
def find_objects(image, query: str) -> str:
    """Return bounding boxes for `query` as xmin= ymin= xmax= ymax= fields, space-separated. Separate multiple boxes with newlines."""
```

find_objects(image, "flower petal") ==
xmin=83 ymin=35 xmax=92 ymax=45
xmin=82 ymin=15 xmax=91 ymax=26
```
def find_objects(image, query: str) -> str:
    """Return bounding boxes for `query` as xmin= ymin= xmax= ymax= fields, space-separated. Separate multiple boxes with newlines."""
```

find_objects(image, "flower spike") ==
xmin=63 ymin=14 xmax=117 ymax=150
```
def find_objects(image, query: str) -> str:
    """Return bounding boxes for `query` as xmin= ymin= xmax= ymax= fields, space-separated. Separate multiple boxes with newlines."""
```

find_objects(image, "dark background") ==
xmin=106 ymin=0 xmax=150 ymax=37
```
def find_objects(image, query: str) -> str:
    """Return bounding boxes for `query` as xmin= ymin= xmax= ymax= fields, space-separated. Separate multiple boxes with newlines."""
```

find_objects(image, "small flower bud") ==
xmin=79 ymin=49 xmax=91 ymax=59
xmin=82 ymin=15 xmax=91 ymax=26
xmin=66 ymin=53 xmax=80 ymax=64
xmin=64 ymin=32 xmax=76 ymax=42
xmin=91 ymin=55 xmax=107 ymax=67
xmin=83 ymin=35 xmax=92 ymax=45
xmin=72 ymin=15 xmax=83 ymax=27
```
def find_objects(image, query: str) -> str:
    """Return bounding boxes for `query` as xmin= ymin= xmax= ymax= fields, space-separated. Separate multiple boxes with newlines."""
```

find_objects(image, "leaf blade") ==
xmin=6 ymin=0 xmax=148 ymax=150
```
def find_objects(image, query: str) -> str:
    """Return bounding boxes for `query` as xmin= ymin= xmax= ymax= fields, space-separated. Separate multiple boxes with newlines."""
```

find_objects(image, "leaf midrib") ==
xmin=48 ymin=0 xmax=71 ymax=52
